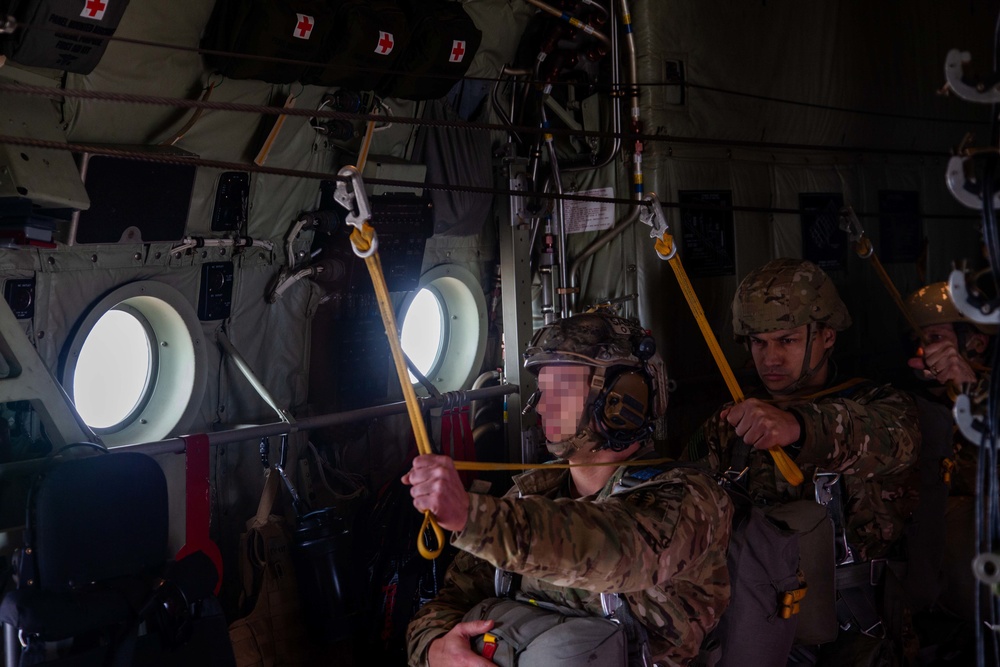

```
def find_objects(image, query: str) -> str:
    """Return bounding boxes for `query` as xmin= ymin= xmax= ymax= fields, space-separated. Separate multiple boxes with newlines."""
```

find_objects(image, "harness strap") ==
xmin=834 ymin=560 xmax=907 ymax=639
xmin=814 ymin=471 xmax=855 ymax=565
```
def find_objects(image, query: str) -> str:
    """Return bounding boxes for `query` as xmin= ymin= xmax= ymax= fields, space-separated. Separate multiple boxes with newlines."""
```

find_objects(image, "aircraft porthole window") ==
xmin=399 ymin=264 xmax=487 ymax=395
xmin=63 ymin=281 xmax=207 ymax=446
xmin=401 ymin=287 xmax=446 ymax=383
xmin=73 ymin=306 xmax=156 ymax=430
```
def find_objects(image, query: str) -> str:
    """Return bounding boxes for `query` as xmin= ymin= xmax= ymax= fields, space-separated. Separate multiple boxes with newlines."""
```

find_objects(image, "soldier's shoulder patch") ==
xmin=623 ymin=488 xmax=659 ymax=510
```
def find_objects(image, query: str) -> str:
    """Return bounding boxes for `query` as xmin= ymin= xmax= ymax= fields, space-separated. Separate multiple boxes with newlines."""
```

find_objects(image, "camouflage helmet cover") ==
xmin=906 ymin=282 xmax=999 ymax=334
xmin=732 ymin=258 xmax=852 ymax=336
xmin=523 ymin=311 xmax=647 ymax=372
xmin=523 ymin=310 xmax=668 ymax=419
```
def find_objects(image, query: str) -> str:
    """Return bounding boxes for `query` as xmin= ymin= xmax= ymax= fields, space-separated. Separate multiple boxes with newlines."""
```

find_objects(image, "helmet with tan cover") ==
xmin=732 ymin=258 xmax=852 ymax=337
xmin=906 ymin=282 xmax=998 ymax=335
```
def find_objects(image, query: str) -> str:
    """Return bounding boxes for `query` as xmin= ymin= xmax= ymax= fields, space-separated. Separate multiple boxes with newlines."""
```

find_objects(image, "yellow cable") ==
xmin=454 ymin=457 xmax=677 ymax=472
xmin=655 ymin=234 xmax=804 ymax=487
xmin=350 ymin=225 xmax=445 ymax=559
xmin=857 ymin=238 xmax=927 ymax=344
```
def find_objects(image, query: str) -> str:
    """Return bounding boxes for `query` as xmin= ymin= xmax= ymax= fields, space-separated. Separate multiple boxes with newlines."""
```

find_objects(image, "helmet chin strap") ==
xmin=542 ymin=365 xmax=648 ymax=458
xmin=544 ymin=425 xmax=603 ymax=459
xmin=769 ymin=323 xmax=832 ymax=396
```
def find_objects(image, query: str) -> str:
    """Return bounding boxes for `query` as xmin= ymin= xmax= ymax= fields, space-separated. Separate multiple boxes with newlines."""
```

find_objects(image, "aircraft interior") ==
xmin=0 ymin=1 xmax=997 ymax=665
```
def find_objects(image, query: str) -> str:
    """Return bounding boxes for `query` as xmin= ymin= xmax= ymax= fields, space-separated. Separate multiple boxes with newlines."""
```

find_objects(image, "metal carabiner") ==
xmin=813 ymin=471 xmax=841 ymax=506
xmin=837 ymin=206 xmax=874 ymax=258
xmin=639 ymin=193 xmax=678 ymax=261
xmin=333 ymin=165 xmax=378 ymax=258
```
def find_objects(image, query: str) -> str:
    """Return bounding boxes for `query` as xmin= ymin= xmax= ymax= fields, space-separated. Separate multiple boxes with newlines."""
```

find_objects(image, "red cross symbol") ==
xmin=80 ymin=0 xmax=107 ymax=20
xmin=449 ymin=40 xmax=466 ymax=63
xmin=293 ymin=13 xmax=314 ymax=40
xmin=375 ymin=31 xmax=394 ymax=56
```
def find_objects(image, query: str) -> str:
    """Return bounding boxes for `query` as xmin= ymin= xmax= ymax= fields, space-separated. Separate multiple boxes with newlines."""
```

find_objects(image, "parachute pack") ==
xmin=617 ymin=464 xmax=834 ymax=667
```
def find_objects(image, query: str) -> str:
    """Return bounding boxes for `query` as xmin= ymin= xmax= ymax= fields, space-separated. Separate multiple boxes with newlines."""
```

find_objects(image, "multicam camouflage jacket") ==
xmin=405 ymin=452 xmax=733 ymax=667
xmin=686 ymin=378 xmax=921 ymax=562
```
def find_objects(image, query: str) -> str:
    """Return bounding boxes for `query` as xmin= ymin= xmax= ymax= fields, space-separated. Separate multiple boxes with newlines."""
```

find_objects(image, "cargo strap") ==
xmin=640 ymin=193 xmax=803 ymax=487
xmin=337 ymin=164 xmax=444 ymax=560
xmin=814 ymin=471 xmax=855 ymax=566
xmin=834 ymin=559 xmax=906 ymax=639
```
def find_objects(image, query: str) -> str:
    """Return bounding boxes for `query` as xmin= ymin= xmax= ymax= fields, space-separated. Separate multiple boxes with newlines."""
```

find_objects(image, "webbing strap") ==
xmin=655 ymin=232 xmax=804 ymax=487
xmin=350 ymin=222 xmax=445 ymax=560
xmin=176 ymin=433 xmax=224 ymax=594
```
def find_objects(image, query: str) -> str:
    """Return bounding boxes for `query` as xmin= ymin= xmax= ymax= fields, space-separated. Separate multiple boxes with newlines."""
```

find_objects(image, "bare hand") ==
xmin=721 ymin=398 xmax=801 ymax=451
xmin=402 ymin=454 xmax=470 ymax=532
xmin=908 ymin=339 xmax=976 ymax=386
xmin=427 ymin=620 xmax=497 ymax=667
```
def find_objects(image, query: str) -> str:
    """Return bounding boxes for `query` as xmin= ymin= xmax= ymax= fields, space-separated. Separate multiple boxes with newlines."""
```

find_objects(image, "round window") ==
xmin=401 ymin=287 xmax=446 ymax=383
xmin=398 ymin=265 xmax=487 ymax=394
xmin=63 ymin=281 xmax=207 ymax=446
xmin=73 ymin=306 xmax=156 ymax=430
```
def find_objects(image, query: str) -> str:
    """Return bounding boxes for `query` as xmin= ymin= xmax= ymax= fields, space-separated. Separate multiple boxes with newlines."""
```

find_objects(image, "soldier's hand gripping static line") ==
xmin=403 ymin=365 xmax=593 ymax=530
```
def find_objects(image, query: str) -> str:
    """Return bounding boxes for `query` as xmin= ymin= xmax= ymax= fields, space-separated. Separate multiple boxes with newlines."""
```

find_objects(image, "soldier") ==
xmin=904 ymin=282 xmax=994 ymax=652
xmin=686 ymin=257 xmax=921 ymax=562
xmin=905 ymin=281 xmax=992 ymax=392
xmin=905 ymin=281 xmax=993 ymax=496
xmin=685 ymin=258 xmax=922 ymax=663
xmin=404 ymin=310 xmax=733 ymax=667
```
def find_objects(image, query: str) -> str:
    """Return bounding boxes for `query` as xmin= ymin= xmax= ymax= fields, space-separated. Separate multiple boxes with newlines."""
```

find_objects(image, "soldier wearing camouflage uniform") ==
xmin=686 ymin=258 xmax=920 ymax=562
xmin=905 ymin=281 xmax=994 ymax=496
xmin=905 ymin=281 xmax=992 ymax=393
xmin=404 ymin=311 xmax=733 ymax=667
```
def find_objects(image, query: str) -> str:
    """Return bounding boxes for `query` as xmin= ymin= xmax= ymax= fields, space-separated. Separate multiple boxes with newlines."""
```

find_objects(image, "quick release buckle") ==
xmin=813 ymin=471 xmax=840 ymax=506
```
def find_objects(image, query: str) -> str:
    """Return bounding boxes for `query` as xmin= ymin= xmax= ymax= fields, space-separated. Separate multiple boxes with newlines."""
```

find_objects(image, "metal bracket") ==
xmin=639 ymin=193 xmax=677 ymax=260
xmin=945 ymin=155 xmax=1000 ymax=211
xmin=332 ymin=165 xmax=377 ymax=257
xmin=953 ymin=392 xmax=990 ymax=445
xmin=944 ymin=49 xmax=1000 ymax=104
xmin=948 ymin=268 xmax=1000 ymax=326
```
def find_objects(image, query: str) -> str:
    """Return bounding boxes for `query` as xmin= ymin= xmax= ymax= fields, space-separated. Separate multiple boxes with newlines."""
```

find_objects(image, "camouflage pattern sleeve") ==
xmin=787 ymin=383 xmax=920 ymax=476
xmin=450 ymin=470 xmax=731 ymax=595
xmin=405 ymin=548 xmax=495 ymax=667
xmin=683 ymin=406 xmax=729 ymax=470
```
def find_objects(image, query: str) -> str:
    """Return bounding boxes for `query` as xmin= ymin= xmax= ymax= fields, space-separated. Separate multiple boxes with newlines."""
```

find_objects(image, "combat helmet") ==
xmin=906 ymin=282 xmax=998 ymax=335
xmin=523 ymin=310 xmax=667 ymax=453
xmin=732 ymin=258 xmax=852 ymax=337
xmin=523 ymin=311 xmax=654 ymax=373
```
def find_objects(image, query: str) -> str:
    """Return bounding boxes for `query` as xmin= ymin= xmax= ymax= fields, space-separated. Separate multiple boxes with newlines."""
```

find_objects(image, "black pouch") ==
xmin=302 ymin=0 xmax=408 ymax=91
xmin=2 ymin=0 xmax=131 ymax=73
xmin=377 ymin=0 xmax=482 ymax=101
xmin=201 ymin=0 xmax=335 ymax=84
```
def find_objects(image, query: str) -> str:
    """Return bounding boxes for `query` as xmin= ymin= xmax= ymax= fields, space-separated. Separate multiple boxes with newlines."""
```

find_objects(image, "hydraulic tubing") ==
xmin=544 ymin=123 xmax=571 ymax=318
xmin=523 ymin=0 xmax=612 ymax=47
xmin=562 ymin=0 xmax=621 ymax=173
